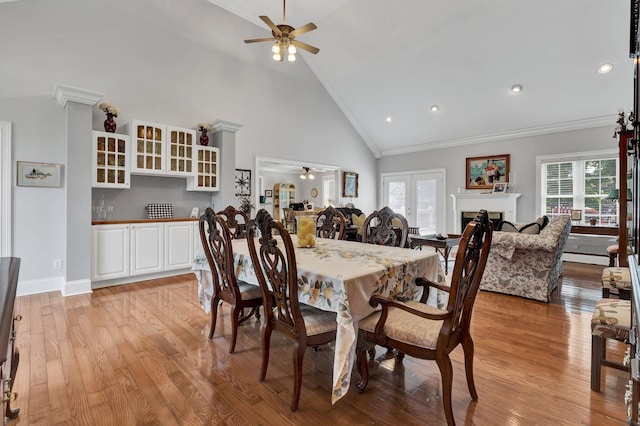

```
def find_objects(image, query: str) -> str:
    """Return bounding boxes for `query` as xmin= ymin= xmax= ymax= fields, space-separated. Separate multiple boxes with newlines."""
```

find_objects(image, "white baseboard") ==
xmin=63 ymin=279 xmax=92 ymax=296
xmin=562 ymin=253 xmax=609 ymax=266
xmin=91 ymin=269 xmax=194 ymax=290
xmin=17 ymin=276 xmax=65 ymax=297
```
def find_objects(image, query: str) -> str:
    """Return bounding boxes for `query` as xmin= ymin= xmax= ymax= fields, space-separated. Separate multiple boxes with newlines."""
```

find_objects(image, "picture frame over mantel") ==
xmin=465 ymin=154 xmax=510 ymax=190
xmin=342 ymin=171 xmax=359 ymax=198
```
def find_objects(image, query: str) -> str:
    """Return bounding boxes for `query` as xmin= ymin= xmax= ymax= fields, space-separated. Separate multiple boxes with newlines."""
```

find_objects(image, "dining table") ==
xmin=192 ymin=235 xmax=447 ymax=403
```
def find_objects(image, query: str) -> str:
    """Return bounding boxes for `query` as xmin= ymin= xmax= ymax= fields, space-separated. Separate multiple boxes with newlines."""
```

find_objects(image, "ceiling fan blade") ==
xmin=244 ymin=38 xmax=275 ymax=44
xmin=291 ymin=40 xmax=319 ymax=55
xmin=290 ymin=22 xmax=317 ymax=38
xmin=260 ymin=16 xmax=281 ymax=36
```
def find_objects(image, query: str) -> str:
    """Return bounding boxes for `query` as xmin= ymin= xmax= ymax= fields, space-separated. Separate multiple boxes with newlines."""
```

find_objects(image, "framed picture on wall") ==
xmin=17 ymin=161 xmax=62 ymax=187
xmin=342 ymin=171 xmax=359 ymax=197
xmin=264 ymin=189 xmax=272 ymax=197
xmin=465 ymin=154 xmax=510 ymax=190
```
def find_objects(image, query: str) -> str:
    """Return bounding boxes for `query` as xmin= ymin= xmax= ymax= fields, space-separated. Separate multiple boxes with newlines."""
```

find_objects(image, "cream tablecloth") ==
xmin=192 ymin=236 xmax=446 ymax=403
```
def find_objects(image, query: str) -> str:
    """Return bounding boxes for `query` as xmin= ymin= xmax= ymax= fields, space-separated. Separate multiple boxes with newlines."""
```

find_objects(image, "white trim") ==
xmin=53 ymin=84 xmax=103 ymax=107
xmin=0 ymin=121 xmax=11 ymax=257
xmin=211 ymin=120 xmax=243 ymax=133
xmin=63 ymin=279 xmax=93 ymax=296
xmin=17 ymin=276 xmax=64 ymax=297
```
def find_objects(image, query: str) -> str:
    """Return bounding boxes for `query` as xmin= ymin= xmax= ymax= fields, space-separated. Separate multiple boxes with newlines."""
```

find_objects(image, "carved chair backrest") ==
xmin=217 ymin=205 xmax=250 ymax=239
xmin=315 ymin=206 xmax=347 ymax=240
xmin=361 ymin=206 xmax=409 ymax=248
xmin=446 ymin=209 xmax=492 ymax=335
xmin=199 ymin=208 xmax=241 ymax=301
xmin=248 ymin=209 xmax=306 ymax=338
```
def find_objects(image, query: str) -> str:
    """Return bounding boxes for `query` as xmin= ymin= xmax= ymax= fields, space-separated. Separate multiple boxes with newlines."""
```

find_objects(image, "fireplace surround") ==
xmin=451 ymin=193 xmax=521 ymax=233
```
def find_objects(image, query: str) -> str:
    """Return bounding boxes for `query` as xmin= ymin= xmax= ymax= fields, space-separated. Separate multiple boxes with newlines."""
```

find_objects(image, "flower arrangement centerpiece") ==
xmin=98 ymin=102 xmax=121 ymax=133
xmin=297 ymin=217 xmax=316 ymax=248
xmin=197 ymin=121 xmax=212 ymax=146
xmin=238 ymin=195 xmax=254 ymax=214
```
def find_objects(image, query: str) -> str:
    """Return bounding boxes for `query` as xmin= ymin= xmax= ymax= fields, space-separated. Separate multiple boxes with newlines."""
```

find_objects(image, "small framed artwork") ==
xmin=571 ymin=209 xmax=582 ymax=221
xmin=492 ymin=183 xmax=507 ymax=193
xmin=235 ymin=169 xmax=251 ymax=196
xmin=264 ymin=189 xmax=272 ymax=197
xmin=17 ymin=161 xmax=62 ymax=187
xmin=466 ymin=154 xmax=510 ymax=190
xmin=342 ymin=171 xmax=359 ymax=198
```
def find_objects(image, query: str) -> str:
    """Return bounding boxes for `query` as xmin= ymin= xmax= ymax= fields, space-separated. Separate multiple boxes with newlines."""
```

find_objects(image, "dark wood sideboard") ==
xmin=0 ymin=258 xmax=21 ymax=422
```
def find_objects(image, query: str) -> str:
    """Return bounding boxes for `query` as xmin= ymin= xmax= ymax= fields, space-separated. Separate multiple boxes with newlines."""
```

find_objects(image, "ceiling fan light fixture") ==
xmin=288 ymin=53 xmax=296 ymax=62
xmin=300 ymin=166 xmax=314 ymax=179
xmin=273 ymin=52 xmax=281 ymax=61
xmin=272 ymin=43 xmax=280 ymax=53
xmin=288 ymin=44 xmax=297 ymax=54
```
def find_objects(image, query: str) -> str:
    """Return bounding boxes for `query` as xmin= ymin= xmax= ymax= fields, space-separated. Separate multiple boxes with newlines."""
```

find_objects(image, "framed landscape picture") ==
xmin=17 ymin=161 xmax=62 ymax=187
xmin=466 ymin=154 xmax=510 ymax=190
xmin=342 ymin=171 xmax=359 ymax=197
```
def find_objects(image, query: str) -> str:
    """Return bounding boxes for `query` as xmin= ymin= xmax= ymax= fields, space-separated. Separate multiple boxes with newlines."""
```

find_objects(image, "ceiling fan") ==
xmin=244 ymin=0 xmax=319 ymax=62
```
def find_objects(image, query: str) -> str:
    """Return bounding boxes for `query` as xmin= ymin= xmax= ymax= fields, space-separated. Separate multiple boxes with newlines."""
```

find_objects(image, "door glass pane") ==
xmin=415 ymin=178 xmax=437 ymax=235
xmin=387 ymin=182 xmax=406 ymax=216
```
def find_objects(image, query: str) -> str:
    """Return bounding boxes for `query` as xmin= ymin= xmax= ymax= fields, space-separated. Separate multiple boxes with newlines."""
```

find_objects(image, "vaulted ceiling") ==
xmin=209 ymin=0 xmax=634 ymax=158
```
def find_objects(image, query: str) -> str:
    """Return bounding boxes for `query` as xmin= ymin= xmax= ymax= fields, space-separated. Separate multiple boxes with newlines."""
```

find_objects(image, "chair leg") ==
xmin=291 ymin=342 xmax=306 ymax=411
xmin=437 ymin=355 xmax=455 ymax=426
xmin=260 ymin=324 xmax=272 ymax=382
xmin=461 ymin=334 xmax=478 ymax=400
xmin=355 ymin=345 xmax=370 ymax=393
xmin=208 ymin=297 xmax=221 ymax=339
xmin=229 ymin=306 xmax=241 ymax=354
xmin=591 ymin=334 xmax=604 ymax=392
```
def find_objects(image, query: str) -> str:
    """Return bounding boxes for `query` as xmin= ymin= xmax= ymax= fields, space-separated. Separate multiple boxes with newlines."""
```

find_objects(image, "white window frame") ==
xmin=536 ymin=149 xmax=618 ymax=220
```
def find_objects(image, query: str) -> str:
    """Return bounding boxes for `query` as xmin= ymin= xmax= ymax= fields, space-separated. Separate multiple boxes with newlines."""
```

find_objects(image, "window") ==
xmin=539 ymin=152 xmax=618 ymax=225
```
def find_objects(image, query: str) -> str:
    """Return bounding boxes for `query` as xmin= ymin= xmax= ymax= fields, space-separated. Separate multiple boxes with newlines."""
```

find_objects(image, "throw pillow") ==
xmin=352 ymin=213 xmax=366 ymax=235
xmin=497 ymin=221 xmax=518 ymax=232
xmin=536 ymin=215 xmax=549 ymax=230
xmin=519 ymin=222 xmax=541 ymax=235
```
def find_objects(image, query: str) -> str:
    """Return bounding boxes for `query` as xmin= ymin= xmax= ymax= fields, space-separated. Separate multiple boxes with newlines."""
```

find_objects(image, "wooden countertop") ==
xmin=570 ymin=225 xmax=618 ymax=236
xmin=92 ymin=217 xmax=199 ymax=225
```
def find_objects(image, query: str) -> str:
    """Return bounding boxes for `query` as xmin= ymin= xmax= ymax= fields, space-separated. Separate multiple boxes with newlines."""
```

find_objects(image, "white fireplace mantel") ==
xmin=450 ymin=193 xmax=522 ymax=233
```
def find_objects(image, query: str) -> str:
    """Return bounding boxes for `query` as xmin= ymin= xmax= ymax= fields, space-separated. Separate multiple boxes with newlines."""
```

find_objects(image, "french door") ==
xmin=381 ymin=169 xmax=446 ymax=235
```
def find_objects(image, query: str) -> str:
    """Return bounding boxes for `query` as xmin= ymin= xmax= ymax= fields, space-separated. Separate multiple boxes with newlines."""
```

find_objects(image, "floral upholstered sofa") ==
xmin=480 ymin=215 xmax=571 ymax=302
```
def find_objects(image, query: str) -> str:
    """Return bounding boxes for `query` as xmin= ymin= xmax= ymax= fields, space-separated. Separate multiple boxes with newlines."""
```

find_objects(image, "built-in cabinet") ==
xmin=93 ymin=120 xmax=218 ymax=191
xmin=186 ymin=145 xmax=220 ymax=192
xmin=272 ymin=183 xmax=296 ymax=221
xmin=92 ymin=131 xmax=130 ymax=188
xmin=92 ymin=220 xmax=197 ymax=282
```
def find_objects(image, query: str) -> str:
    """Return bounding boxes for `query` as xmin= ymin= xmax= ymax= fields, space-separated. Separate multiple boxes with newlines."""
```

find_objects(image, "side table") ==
xmin=409 ymin=234 xmax=461 ymax=275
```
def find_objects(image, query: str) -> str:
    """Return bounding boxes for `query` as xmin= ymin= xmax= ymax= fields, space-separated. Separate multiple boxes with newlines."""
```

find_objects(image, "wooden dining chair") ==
xmin=361 ymin=206 xmax=409 ymax=248
xmin=282 ymin=207 xmax=297 ymax=233
xmin=356 ymin=210 xmax=492 ymax=426
xmin=217 ymin=205 xmax=250 ymax=239
xmin=315 ymin=206 xmax=347 ymax=240
xmin=247 ymin=209 xmax=337 ymax=411
xmin=199 ymin=207 xmax=263 ymax=353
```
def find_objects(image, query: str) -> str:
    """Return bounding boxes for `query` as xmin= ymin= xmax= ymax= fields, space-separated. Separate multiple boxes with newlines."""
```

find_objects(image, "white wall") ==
xmin=378 ymin=125 xmax=616 ymax=233
xmin=0 ymin=0 xmax=376 ymax=294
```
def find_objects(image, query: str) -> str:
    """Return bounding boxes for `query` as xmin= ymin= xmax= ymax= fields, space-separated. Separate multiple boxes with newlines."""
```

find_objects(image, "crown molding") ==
xmin=378 ymin=115 xmax=617 ymax=157
xmin=211 ymin=120 xmax=243 ymax=133
xmin=53 ymin=84 xmax=103 ymax=108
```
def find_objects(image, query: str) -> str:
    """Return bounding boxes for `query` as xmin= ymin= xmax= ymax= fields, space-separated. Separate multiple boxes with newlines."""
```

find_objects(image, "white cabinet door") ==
xmin=92 ymin=224 xmax=130 ymax=281
xmin=130 ymin=223 xmax=164 ymax=276
xmin=164 ymin=221 xmax=194 ymax=271
xmin=92 ymin=131 xmax=130 ymax=188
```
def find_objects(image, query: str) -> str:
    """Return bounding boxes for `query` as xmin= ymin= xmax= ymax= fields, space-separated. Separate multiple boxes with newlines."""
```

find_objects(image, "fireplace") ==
xmin=461 ymin=211 xmax=503 ymax=231
xmin=450 ymin=192 xmax=521 ymax=233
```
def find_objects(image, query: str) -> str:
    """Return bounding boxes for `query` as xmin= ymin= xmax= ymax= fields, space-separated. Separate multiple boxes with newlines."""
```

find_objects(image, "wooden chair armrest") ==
xmin=370 ymin=294 xmax=452 ymax=322
xmin=416 ymin=277 xmax=450 ymax=303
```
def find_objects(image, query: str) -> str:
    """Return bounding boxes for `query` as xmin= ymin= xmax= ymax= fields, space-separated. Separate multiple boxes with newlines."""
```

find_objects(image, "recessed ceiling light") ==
xmin=385 ymin=116 xmax=392 ymax=123
xmin=511 ymin=84 xmax=523 ymax=93
xmin=597 ymin=63 xmax=613 ymax=74
xmin=430 ymin=105 xmax=439 ymax=112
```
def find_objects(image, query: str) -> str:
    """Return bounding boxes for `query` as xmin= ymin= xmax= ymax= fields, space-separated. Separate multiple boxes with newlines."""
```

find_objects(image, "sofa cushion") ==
xmin=497 ymin=221 xmax=518 ymax=232
xmin=519 ymin=222 xmax=541 ymax=235
xmin=536 ymin=215 xmax=550 ymax=230
xmin=497 ymin=221 xmax=540 ymax=234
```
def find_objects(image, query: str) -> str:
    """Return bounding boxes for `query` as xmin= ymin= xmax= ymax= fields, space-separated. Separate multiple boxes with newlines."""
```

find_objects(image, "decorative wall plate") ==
xmin=311 ymin=187 xmax=318 ymax=198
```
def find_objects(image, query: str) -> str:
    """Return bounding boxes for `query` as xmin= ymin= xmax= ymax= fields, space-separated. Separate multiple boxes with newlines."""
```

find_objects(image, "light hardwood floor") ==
xmin=12 ymin=262 xmax=627 ymax=425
